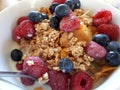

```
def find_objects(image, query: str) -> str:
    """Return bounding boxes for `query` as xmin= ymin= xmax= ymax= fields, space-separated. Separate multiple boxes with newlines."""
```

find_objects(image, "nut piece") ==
xmin=26 ymin=60 xmax=34 ymax=66
xmin=43 ymin=72 xmax=49 ymax=80
xmin=38 ymin=72 xmax=49 ymax=85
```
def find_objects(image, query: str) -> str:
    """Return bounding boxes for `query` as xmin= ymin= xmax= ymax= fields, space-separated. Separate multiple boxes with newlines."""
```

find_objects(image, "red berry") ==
xmin=48 ymin=70 xmax=69 ymax=90
xmin=20 ymin=77 xmax=35 ymax=86
xmin=16 ymin=62 xmax=23 ymax=70
xmin=52 ymin=0 xmax=66 ymax=4
xmin=70 ymin=71 xmax=93 ymax=90
xmin=93 ymin=9 xmax=112 ymax=26
xmin=12 ymin=20 xmax=35 ymax=42
xmin=17 ymin=16 xmax=28 ymax=25
xmin=22 ymin=56 xmax=48 ymax=79
xmin=68 ymin=9 xmax=74 ymax=15
xmin=60 ymin=14 xmax=80 ymax=32
xmin=20 ymin=71 xmax=35 ymax=86
xmin=98 ymin=23 xmax=120 ymax=41
xmin=85 ymin=41 xmax=107 ymax=59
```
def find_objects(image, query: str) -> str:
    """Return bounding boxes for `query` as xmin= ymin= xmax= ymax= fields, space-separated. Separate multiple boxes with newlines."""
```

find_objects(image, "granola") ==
xmin=19 ymin=7 xmax=95 ymax=72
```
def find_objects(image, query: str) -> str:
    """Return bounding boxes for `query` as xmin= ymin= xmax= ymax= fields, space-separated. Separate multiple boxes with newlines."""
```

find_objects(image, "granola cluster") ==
xmin=20 ymin=7 xmax=95 ymax=72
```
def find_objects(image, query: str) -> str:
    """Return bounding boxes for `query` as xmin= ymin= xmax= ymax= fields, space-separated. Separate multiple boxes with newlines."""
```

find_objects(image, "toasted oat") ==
xmin=37 ymin=7 xmax=51 ymax=15
xmin=74 ymin=9 xmax=93 ymax=26
xmin=20 ymin=7 xmax=96 ymax=73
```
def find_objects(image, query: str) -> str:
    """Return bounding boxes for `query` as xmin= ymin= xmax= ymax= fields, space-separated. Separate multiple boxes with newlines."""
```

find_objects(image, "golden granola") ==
xmin=19 ymin=7 xmax=100 ymax=74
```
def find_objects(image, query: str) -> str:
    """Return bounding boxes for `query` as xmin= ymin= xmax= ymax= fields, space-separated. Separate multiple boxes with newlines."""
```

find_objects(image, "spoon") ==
xmin=0 ymin=71 xmax=37 ymax=81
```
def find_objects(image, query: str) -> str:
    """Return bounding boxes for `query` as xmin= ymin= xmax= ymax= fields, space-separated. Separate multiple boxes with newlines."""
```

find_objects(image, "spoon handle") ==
xmin=0 ymin=71 xmax=37 ymax=81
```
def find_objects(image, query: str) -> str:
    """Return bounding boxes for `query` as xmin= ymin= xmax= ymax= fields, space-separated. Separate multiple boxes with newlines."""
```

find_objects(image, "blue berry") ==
xmin=106 ymin=41 xmax=120 ymax=53
xmin=73 ymin=0 xmax=81 ymax=9
xmin=41 ymin=13 xmax=49 ymax=20
xmin=58 ymin=58 xmax=74 ymax=73
xmin=55 ymin=4 xmax=70 ymax=17
xmin=105 ymin=51 xmax=120 ymax=66
xmin=49 ymin=3 xmax=59 ymax=14
xmin=65 ymin=0 xmax=75 ymax=10
xmin=92 ymin=34 xmax=110 ymax=47
xmin=11 ymin=49 xmax=23 ymax=62
xmin=73 ymin=0 xmax=79 ymax=3
xmin=28 ymin=11 xmax=43 ymax=23
xmin=50 ymin=15 xmax=60 ymax=29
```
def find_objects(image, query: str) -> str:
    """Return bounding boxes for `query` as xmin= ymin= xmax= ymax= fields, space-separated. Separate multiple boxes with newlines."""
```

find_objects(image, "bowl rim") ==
xmin=0 ymin=0 xmax=120 ymax=90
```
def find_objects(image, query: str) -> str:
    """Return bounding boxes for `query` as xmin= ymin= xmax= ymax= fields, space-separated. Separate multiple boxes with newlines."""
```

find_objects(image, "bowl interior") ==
xmin=0 ymin=0 xmax=120 ymax=90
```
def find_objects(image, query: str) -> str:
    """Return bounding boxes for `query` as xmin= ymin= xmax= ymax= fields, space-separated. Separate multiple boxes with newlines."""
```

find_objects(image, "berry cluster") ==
xmin=11 ymin=49 xmax=93 ymax=89
xmin=12 ymin=11 xmax=48 ymax=42
xmin=85 ymin=9 xmax=120 ymax=66
xmin=93 ymin=9 xmax=119 ymax=41
xmin=49 ymin=0 xmax=81 ymax=31
xmin=48 ymin=70 xmax=93 ymax=90
xmin=11 ymin=52 xmax=93 ymax=89
xmin=12 ymin=0 xmax=81 ymax=42
xmin=10 ymin=49 xmax=23 ymax=70
xmin=86 ymin=34 xmax=120 ymax=66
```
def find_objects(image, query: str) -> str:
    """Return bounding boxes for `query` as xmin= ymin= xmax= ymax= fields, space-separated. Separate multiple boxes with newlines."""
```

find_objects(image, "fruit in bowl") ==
xmin=0 ymin=0 xmax=120 ymax=90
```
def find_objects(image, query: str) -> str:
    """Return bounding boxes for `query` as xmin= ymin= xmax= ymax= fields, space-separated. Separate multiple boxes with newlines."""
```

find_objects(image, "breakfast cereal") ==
xmin=10 ymin=0 xmax=120 ymax=89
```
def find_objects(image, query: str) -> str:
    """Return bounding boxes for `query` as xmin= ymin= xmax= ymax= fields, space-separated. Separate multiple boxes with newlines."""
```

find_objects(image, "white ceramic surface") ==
xmin=0 ymin=0 xmax=120 ymax=90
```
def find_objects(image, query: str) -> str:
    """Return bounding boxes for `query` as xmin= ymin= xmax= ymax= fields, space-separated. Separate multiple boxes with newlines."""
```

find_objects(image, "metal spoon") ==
xmin=0 ymin=71 xmax=37 ymax=81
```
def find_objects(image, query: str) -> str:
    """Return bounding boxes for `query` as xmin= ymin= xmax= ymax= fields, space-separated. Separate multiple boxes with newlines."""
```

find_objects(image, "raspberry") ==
xmin=48 ymin=70 xmax=69 ymax=90
xmin=12 ymin=20 xmax=35 ymax=42
xmin=60 ymin=14 xmax=80 ymax=32
xmin=85 ymin=41 xmax=107 ymax=59
xmin=98 ymin=23 xmax=120 ymax=41
xmin=20 ymin=77 xmax=35 ymax=86
xmin=17 ymin=16 xmax=28 ymax=25
xmin=70 ymin=71 xmax=93 ymax=90
xmin=16 ymin=62 xmax=23 ymax=70
xmin=22 ymin=56 xmax=48 ymax=79
xmin=93 ymin=9 xmax=112 ymax=26
xmin=52 ymin=0 xmax=66 ymax=4
xmin=20 ymin=72 xmax=35 ymax=86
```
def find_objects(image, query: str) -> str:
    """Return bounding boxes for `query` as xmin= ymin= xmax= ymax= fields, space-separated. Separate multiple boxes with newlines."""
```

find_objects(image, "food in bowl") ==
xmin=9 ymin=0 xmax=120 ymax=90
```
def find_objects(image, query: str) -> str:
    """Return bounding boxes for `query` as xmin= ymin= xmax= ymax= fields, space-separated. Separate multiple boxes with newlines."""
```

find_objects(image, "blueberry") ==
xmin=73 ymin=0 xmax=81 ymax=9
xmin=65 ymin=0 xmax=75 ymax=10
xmin=41 ymin=13 xmax=49 ymax=20
xmin=50 ymin=15 xmax=60 ymax=29
xmin=106 ymin=41 xmax=120 ymax=53
xmin=11 ymin=49 xmax=23 ymax=62
xmin=58 ymin=58 xmax=74 ymax=73
xmin=49 ymin=3 xmax=59 ymax=14
xmin=28 ymin=11 xmax=43 ymax=23
xmin=105 ymin=51 xmax=120 ymax=66
xmin=55 ymin=4 xmax=70 ymax=17
xmin=73 ymin=0 xmax=79 ymax=3
xmin=92 ymin=34 xmax=110 ymax=47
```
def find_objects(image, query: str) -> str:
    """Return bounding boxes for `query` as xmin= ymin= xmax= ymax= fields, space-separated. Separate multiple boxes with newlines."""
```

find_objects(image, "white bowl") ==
xmin=0 ymin=0 xmax=120 ymax=90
